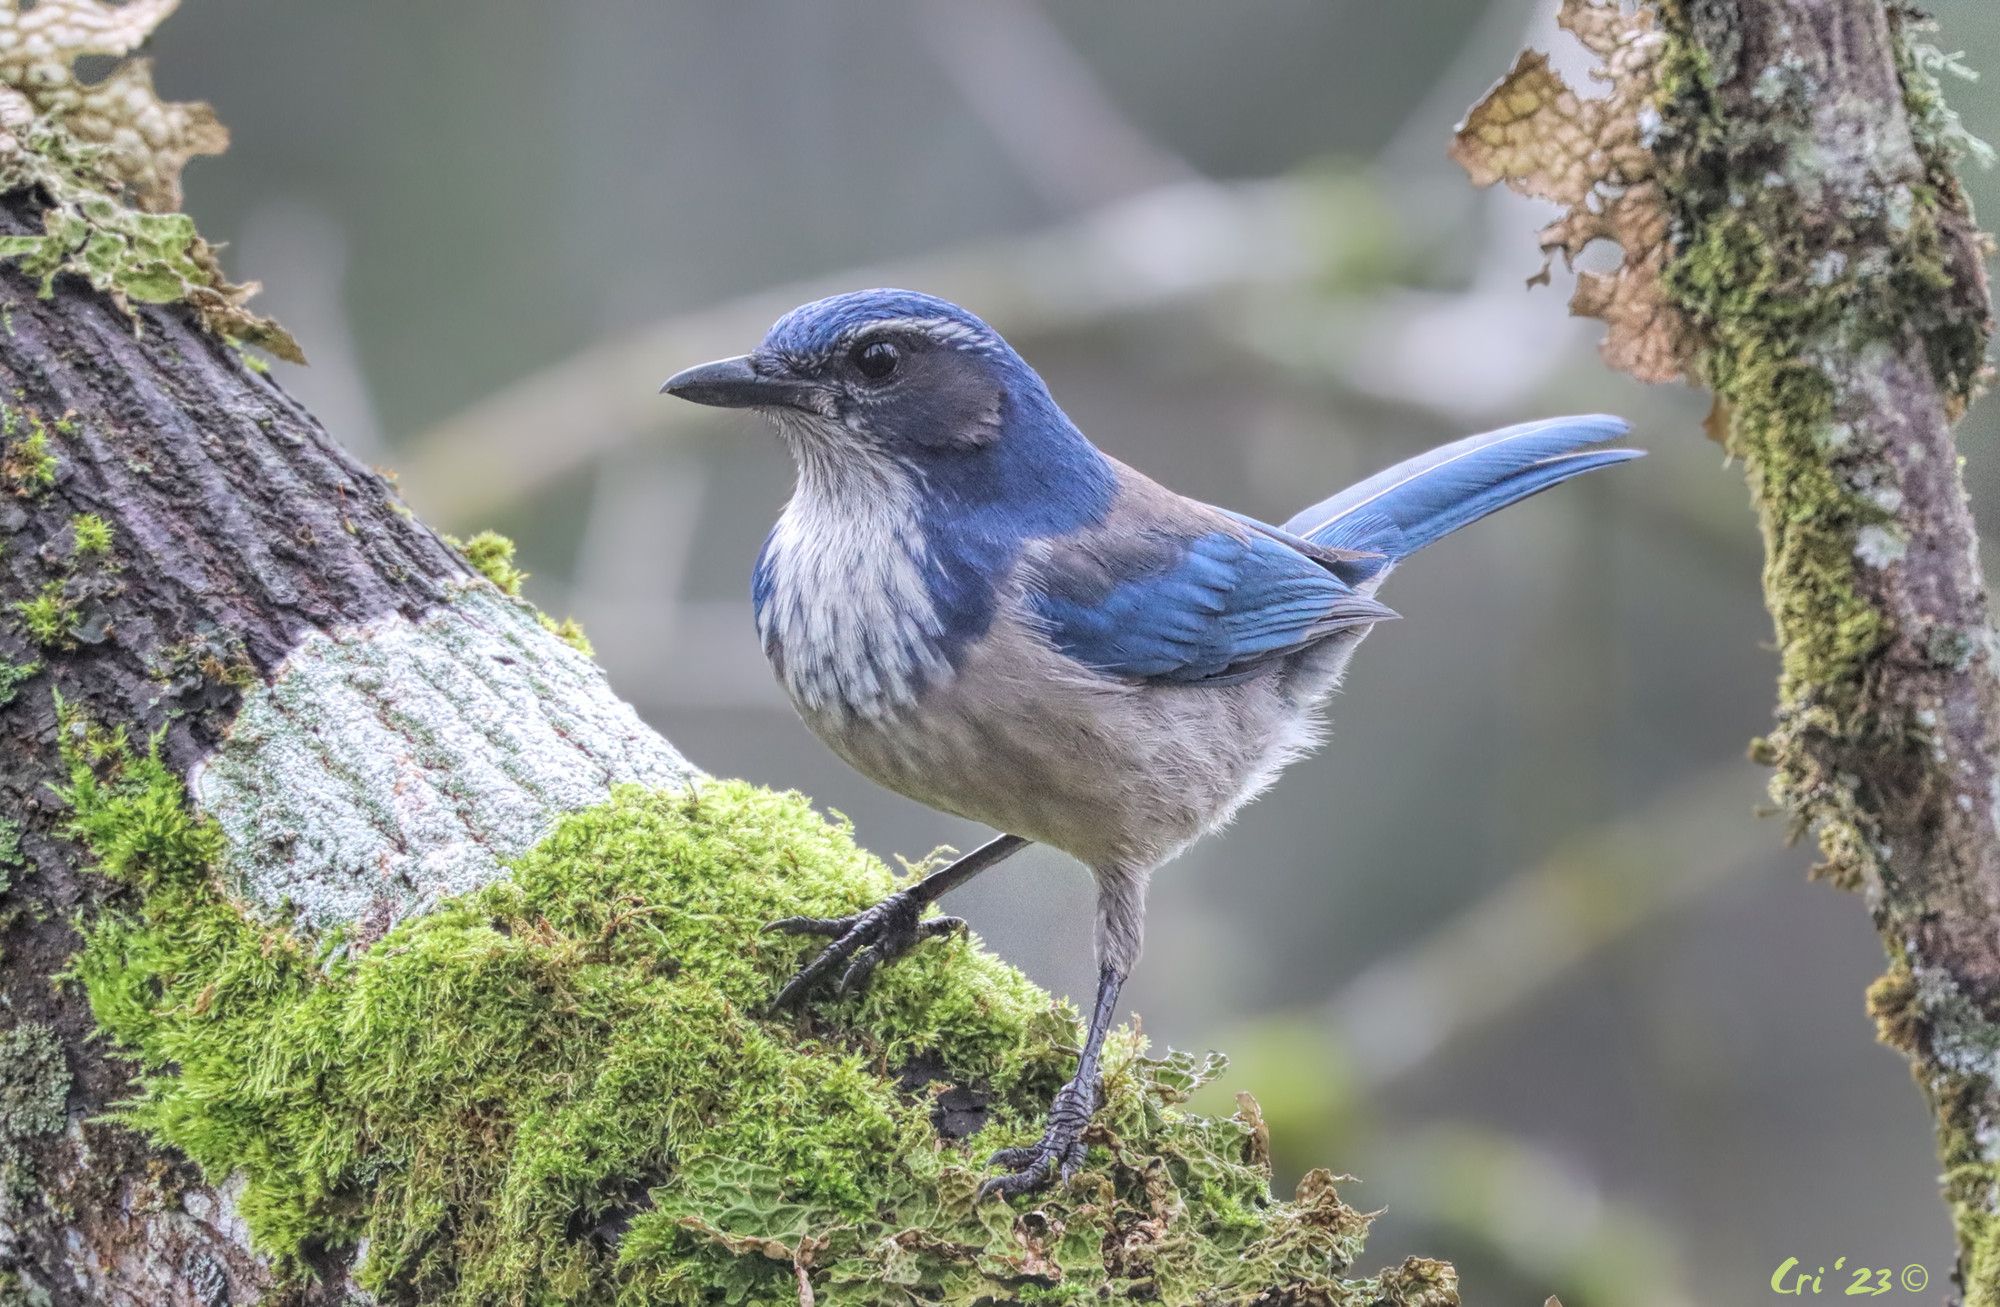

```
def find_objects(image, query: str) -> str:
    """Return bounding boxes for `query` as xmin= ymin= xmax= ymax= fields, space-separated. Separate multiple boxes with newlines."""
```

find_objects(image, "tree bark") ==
xmin=1460 ymin=0 xmax=1998 ymax=1298
xmin=0 ymin=184 xmax=710 ymax=1301
xmin=0 ymin=189 xmax=463 ymax=1303
xmin=1660 ymin=4 xmax=2000 ymax=1299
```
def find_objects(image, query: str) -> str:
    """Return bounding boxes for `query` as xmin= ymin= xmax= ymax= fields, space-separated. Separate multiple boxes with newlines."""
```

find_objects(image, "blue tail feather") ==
xmin=1283 ymin=415 xmax=1638 ymax=578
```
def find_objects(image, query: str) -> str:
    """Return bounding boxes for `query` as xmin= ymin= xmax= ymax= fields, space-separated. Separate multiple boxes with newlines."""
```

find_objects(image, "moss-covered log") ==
xmin=0 ymin=8 xmax=1457 ymax=1305
xmin=1458 ymin=0 xmax=1997 ymax=1299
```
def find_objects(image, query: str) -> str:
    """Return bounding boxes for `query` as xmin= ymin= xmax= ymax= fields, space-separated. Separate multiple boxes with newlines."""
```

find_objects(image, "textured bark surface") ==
xmin=0 ymin=187 xmax=472 ymax=1305
xmin=1654 ymin=1 xmax=2000 ymax=1298
xmin=1459 ymin=0 xmax=1998 ymax=1295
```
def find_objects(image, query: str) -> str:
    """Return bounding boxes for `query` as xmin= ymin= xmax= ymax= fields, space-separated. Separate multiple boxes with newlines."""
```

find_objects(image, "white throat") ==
xmin=757 ymin=439 xmax=951 ymax=721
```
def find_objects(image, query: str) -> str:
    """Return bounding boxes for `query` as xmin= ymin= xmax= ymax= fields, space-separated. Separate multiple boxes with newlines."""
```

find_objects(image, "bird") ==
xmin=660 ymin=288 xmax=1639 ymax=1200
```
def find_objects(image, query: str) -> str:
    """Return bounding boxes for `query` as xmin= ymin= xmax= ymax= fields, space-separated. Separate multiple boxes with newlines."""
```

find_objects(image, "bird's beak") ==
xmin=658 ymin=355 xmax=816 ymax=411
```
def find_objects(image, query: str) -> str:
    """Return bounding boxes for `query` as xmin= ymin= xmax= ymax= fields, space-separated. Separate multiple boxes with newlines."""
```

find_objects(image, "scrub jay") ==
xmin=661 ymin=289 xmax=1638 ymax=1199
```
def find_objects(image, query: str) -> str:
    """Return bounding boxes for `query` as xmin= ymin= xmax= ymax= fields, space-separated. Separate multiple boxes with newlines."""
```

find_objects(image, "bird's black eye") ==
xmin=852 ymin=339 xmax=899 ymax=382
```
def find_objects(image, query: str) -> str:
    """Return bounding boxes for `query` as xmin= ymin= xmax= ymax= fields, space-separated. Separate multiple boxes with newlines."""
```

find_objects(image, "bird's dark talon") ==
xmin=764 ymin=888 xmax=962 ymax=1009
xmin=977 ymin=1083 xmax=1095 ymax=1201
xmin=763 ymin=914 xmax=850 ymax=936
xmin=836 ymin=943 xmax=886 ymax=996
xmin=984 ymin=1144 xmax=1039 ymax=1170
xmin=976 ymin=1148 xmax=1060 ymax=1201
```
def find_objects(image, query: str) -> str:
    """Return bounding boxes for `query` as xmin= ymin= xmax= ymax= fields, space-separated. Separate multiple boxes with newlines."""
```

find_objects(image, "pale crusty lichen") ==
xmin=193 ymin=583 xmax=692 ymax=932
xmin=0 ymin=0 xmax=300 ymax=361
xmin=0 ymin=1022 xmax=69 ymax=1206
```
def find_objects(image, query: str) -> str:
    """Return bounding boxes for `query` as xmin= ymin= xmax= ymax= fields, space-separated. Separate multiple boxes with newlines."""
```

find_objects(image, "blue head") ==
xmin=661 ymin=289 xmax=1110 ymax=517
xmin=663 ymin=290 xmax=1120 ymax=706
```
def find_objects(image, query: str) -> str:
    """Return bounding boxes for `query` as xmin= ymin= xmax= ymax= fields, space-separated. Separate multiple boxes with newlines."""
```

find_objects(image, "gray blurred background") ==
xmin=150 ymin=2 xmax=1997 ymax=1301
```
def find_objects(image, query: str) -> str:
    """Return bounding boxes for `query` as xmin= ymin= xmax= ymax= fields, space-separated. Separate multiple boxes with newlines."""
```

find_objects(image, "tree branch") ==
xmin=1458 ymin=0 xmax=1999 ymax=1298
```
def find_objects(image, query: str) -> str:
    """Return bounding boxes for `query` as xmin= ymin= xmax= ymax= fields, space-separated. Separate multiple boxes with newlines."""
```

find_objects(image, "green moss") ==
xmin=1651 ymin=3 xmax=1989 ymax=890
xmin=0 ymin=817 xmax=20 ymax=896
xmin=63 ymin=729 xmax=1429 ymax=1304
xmin=539 ymin=612 xmax=595 ymax=658
xmin=10 ymin=581 xmax=78 ymax=651
xmin=1652 ymin=10 xmax=1999 ymax=1295
xmin=448 ymin=530 xmax=530 ymax=597
xmin=68 ymin=514 xmax=111 ymax=558
xmin=0 ymin=406 xmax=57 ymax=498
xmin=1865 ymin=947 xmax=2000 ymax=1307
xmin=0 ymin=1022 xmax=70 ymax=1201
xmin=1664 ymin=213 xmax=1885 ymax=708
xmin=448 ymin=530 xmax=599 ymax=661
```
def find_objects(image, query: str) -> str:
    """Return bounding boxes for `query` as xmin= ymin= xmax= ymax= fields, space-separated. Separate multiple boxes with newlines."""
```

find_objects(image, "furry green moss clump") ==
xmin=445 ymin=529 xmax=595 ymax=656
xmin=0 ymin=405 xmax=61 ymax=499
xmin=63 ymin=731 xmax=1440 ymax=1305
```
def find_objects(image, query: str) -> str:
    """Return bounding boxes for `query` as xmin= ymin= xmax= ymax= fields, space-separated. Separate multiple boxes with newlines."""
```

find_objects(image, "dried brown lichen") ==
xmin=0 ymin=0 xmax=223 ymax=212
xmin=0 ymin=0 xmax=301 ymax=361
xmin=1451 ymin=0 xmax=1694 ymax=384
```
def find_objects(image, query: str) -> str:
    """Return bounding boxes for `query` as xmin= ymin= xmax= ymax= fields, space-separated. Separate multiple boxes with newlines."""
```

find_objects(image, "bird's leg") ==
xmin=980 ymin=961 xmax=1125 ymax=1200
xmin=764 ymin=833 xmax=1030 ymax=1011
xmin=982 ymin=871 xmax=1145 ymax=1200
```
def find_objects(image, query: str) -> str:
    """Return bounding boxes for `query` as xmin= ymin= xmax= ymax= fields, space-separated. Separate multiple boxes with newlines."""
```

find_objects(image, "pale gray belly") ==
xmin=794 ymin=617 xmax=1362 ymax=873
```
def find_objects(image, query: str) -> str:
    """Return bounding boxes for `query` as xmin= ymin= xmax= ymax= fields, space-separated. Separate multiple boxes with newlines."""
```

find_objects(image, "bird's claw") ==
xmin=976 ymin=1077 xmax=1098 ymax=1201
xmin=765 ymin=891 xmax=966 ymax=1012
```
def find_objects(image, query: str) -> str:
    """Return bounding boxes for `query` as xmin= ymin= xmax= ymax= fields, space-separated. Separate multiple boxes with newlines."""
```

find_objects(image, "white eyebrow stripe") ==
xmin=849 ymin=316 xmax=998 ymax=352
xmin=1293 ymin=418 xmax=1577 ymax=540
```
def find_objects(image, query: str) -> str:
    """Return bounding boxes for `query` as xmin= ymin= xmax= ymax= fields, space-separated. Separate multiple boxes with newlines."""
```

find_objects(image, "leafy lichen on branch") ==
xmin=0 ymin=0 xmax=301 ymax=362
xmin=61 ymin=719 xmax=1451 ymax=1304
xmin=1450 ymin=0 xmax=1694 ymax=382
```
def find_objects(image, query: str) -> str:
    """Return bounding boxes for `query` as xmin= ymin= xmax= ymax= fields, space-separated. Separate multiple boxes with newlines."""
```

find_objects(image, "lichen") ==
xmin=62 ymin=723 xmax=1443 ymax=1304
xmin=0 ymin=1022 xmax=69 ymax=1203
xmin=0 ymin=656 xmax=36 ymax=709
xmin=194 ymin=585 xmax=688 ymax=930
xmin=0 ymin=3 xmax=301 ymax=361
xmin=1451 ymin=0 xmax=1694 ymax=382
xmin=1898 ymin=17 xmax=1997 ymax=174
xmin=1866 ymin=947 xmax=2000 ymax=1303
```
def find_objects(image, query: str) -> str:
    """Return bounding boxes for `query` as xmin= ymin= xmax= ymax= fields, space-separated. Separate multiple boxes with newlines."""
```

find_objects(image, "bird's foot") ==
xmin=977 ymin=1074 xmax=1100 ymax=1201
xmin=763 ymin=888 xmax=965 ymax=1012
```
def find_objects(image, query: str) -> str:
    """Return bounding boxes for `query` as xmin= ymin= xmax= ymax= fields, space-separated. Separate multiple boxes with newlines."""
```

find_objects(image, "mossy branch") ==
xmin=1458 ymin=0 xmax=1999 ymax=1299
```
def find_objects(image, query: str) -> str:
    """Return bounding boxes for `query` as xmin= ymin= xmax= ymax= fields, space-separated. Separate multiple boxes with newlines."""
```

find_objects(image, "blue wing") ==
xmin=1025 ymin=518 xmax=1396 ymax=685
